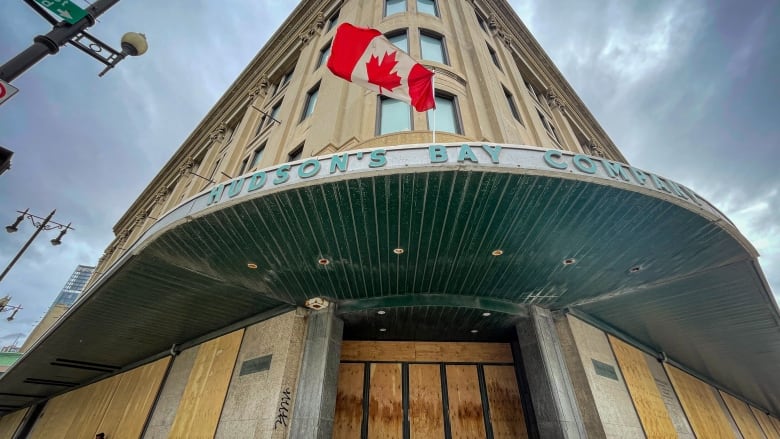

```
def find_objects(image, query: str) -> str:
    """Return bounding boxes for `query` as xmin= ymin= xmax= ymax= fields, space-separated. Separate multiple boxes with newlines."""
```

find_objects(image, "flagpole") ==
xmin=432 ymin=69 xmax=436 ymax=144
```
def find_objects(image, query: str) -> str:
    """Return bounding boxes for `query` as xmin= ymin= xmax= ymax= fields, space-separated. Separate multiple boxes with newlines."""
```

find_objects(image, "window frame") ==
xmin=427 ymin=93 xmax=463 ymax=135
xmin=416 ymin=0 xmax=438 ymax=17
xmin=327 ymin=10 xmax=339 ymax=31
xmin=376 ymin=95 xmax=413 ymax=135
xmin=249 ymin=142 xmax=266 ymax=170
xmin=288 ymin=144 xmax=304 ymax=162
xmin=537 ymin=109 xmax=560 ymax=143
xmin=504 ymin=87 xmax=522 ymax=123
xmin=488 ymin=44 xmax=501 ymax=70
xmin=385 ymin=29 xmax=409 ymax=53
xmin=384 ymin=0 xmax=407 ymax=17
xmin=316 ymin=41 xmax=332 ymax=69
xmin=301 ymin=82 xmax=320 ymax=122
xmin=419 ymin=30 xmax=449 ymax=65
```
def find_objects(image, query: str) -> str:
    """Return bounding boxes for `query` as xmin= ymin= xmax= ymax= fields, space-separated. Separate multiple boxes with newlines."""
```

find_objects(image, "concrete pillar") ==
xmin=516 ymin=306 xmax=587 ymax=439
xmin=289 ymin=306 xmax=343 ymax=439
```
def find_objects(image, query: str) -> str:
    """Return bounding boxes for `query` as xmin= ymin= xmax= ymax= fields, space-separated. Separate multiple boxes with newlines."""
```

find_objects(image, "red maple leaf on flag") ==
xmin=366 ymin=51 xmax=403 ymax=94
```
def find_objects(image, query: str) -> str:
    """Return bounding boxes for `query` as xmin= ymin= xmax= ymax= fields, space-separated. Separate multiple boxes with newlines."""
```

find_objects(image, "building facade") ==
xmin=19 ymin=265 xmax=95 ymax=353
xmin=0 ymin=0 xmax=778 ymax=438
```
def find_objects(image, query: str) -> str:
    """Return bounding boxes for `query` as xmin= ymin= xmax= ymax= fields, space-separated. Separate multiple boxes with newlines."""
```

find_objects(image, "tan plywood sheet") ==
xmin=446 ymin=365 xmax=486 ymax=439
xmin=341 ymin=341 xmax=512 ymax=363
xmin=484 ymin=365 xmax=528 ymax=439
xmin=334 ymin=363 xmax=365 ymax=439
xmin=751 ymin=407 xmax=780 ymax=439
xmin=609 ymin=336 xmax=677 ymax=438
xmin=665 ymin=365 xmax=736 ymax=439
xmin=719 ymin=391 xmax=766 ymax=439
xmin=64 ymin=374 xmax=121 ymax=439
xmin=169 ymin=329 xmax=244 ymax=439
xmin=0 ymin=408 xmax=28 ymax=439
xmin=409 ymin=364 xmax=444 ymax=438
xmin=97 ymin=357 xmax=170 ymax=439
xmin=27 ymin=387 xmax=80 ymax=438
xmin=368 ymin=363 xmax=402 ymax=439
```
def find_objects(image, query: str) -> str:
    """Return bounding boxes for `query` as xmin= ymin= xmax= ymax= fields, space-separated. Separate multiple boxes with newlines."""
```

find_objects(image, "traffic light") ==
xmin=0 ymin=146 xmax=12 ymax=175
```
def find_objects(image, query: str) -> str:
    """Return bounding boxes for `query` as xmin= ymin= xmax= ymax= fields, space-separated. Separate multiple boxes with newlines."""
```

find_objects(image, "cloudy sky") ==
xmin=0 ymin=0 xmax=777 ymax=346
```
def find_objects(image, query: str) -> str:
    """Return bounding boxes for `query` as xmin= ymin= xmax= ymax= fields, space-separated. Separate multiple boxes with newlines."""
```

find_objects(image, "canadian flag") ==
xmin=327 ymin=23 xmax=436 ymax=112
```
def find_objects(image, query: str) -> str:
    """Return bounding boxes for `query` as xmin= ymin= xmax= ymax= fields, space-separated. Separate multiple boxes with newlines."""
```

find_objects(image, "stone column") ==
xmin=516 ymin=306 xmax=587 ymax=439
xmin=289 ymin=306 xmax=343 ymax=438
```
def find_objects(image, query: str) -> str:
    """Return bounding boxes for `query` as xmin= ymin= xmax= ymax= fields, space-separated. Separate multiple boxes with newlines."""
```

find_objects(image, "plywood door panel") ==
xmin=484 ymin=365 xmax=527 ymax=439
xmin=334 ymin=363 xmax=365 ymax=439
xmin=720 ymin=391 xmax=766 ymax=439
xmin=446 ymin=365 xmax=486 ymax=439
xmin=28 ymin=388 xmax=80 ymax=438
xmin=0 ymin=408 xmax=28 ymax=439
xmin=169 ymin=329 xmax=244 ymax=439
xmin=98 ymin=357 xmax=171 ymax=439
xmin=409 ymin=364 xmax=444 ymax=438
xmin=665 ymin=365 xmax=736 ymax=439
xmin=340 ymin=341 xmax=512 ymax=363
xmin=751 ymin=407 xmax=780 ymax=439
xmin=63 ymin=374 xmax=121 ymax=439
xmin=368 ymin=363 xmax=403 ymax=439
xmin=771 ymin=417 xmax=780 ymax=439
xmin=609 ymin=336 xmax=678 ymax=438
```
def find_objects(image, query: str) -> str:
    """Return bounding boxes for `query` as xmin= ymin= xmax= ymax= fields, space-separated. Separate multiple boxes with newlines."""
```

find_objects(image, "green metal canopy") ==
xmin=0 ymin=144 xmax=777 ymax=416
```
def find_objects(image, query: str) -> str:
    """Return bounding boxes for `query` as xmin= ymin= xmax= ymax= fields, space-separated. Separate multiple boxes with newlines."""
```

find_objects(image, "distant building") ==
xmin=19 ymin=265 xmax=94 ymax=352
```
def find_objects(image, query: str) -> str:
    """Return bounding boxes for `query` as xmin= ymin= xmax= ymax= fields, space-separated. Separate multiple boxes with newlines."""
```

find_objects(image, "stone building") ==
xmin=0 ymin=0 xmax=778 ymax=438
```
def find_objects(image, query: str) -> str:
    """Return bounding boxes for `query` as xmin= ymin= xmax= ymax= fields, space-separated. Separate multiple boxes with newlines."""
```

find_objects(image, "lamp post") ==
xmin=0 ymin=0 xmax=148 ymax=82
xmin=0 ymin=209 xmax=73 ymax=284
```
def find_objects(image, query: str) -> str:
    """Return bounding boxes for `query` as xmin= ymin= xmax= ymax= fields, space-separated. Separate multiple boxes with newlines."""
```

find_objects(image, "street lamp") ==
xmin=0 ymin=209 xmax=74 ymax=284
xmin=0 ymin=0 xmax=148 ymax=82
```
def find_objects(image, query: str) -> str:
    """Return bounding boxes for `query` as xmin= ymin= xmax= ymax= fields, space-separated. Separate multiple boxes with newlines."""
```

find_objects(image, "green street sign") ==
xmin=34 ymin=0 xmax=88 ymax=24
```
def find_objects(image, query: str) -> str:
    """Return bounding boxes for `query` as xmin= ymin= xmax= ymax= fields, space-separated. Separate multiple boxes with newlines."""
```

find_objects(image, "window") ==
xmin=387 ymin=30 xmax=409 ymax=53
xmin=417 ymin=0 xmax=438 ymax=16
xmin=301 ymin=83 xmax=319 ymax=121
xmin=275 ymin=68 xmax=294 ymax=95
xmin=427 ymin=94 xmax=461 ymax=134
xmin=289 ymin=144 xmax=303 ymax=162
xmin=488 ymin=44 xmax=501 ymax=70
xmin=385 ymin=0 xmax=406 ymax=16
xmin=476 ymin=12 xmax=488 ymax=32
xmin=504 ymin=87 xmax=522 ymax=123
xmin=420 ymin=32 xmax=447 ymax=64
xmin=378 ymin=97 xmax=412 ymax=135
xmin=317 ymin=41 xmax=331 ymax=68
xmin=258 ymin=102 xmax=281 ymax=135
xmin=240 ymin=157 xmax=249 ymax=175
xmin=525 ymin=81 xmax=540 ymax=102
xmin=327 ymin=10 xmax=339 ymax=31
xmin=250 ymin=143 xmax=266 ymax=169
xmin=537 ymin=110 xmax=560 ymax=143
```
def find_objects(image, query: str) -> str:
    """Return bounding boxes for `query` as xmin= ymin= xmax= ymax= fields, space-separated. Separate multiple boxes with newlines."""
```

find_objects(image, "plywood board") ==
xmin=0 ymin=408 xmax=28 ymax=439
xmin=98 ymin=357 xmax=171 ymax=439
xmin=609 ymin=336 xmax=677 ymax=438
xmin=719 ymin=391 xmax=766 ymax=439
xmin=63 ymin=374 xmax=121 ymax=439
xmin=751 ymin=407 xmax=780 ymax=439
xmin=446 ymin=365 xmax=486 ymax=439
xmin=28 ymin=387 xmax=80 ymax=438
xmin=409 ymin=364 xmax=444 ymax=438
xmin=665 ymin=365 xmax=736 ymax=439
xmin=341 ymin=341 xmax=512 ymax=363
xmin=772 ymin=417 xmax=780 ymax=439
xmin=368 ymin=363 xmax=402 ymax=439
xmin=483 ymin=365 xmax=527 ymax=439
xmin=169 ymin=329 xmax=244 ymax=439
xmin=334 ymin=363 xmax=365 ymax=439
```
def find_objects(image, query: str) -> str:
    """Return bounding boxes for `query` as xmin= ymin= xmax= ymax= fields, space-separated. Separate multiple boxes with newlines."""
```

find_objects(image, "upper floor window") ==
xmin=378 ymin=96 xmax=412 ymax=135
xmin=525 ymin=81 xmax=540 ymax=103
xmin=317 ymin=41 xmax=331 ymax=69
xmin=301 ymin=83 xmax=319 ymax=121
xmin=289 ymin=144 xmax=304 ymax=162
xmin=258 ymin=102 xmax=281 ymax=135
xmin=250 ymin=143 xmax=266 ymax=169
xmin=504 ymin=87 xmax=522 ymax=123
xmin=476 ymin=12 xmax=489 ymax=32
xmin=385 ymin=0 xmax=406 ymax=16
xmin=275 ymin=68 xmax=294 ymax=95
xmin=537 ymin=110 xmax=560 ymax=143
xmin=417 ymin=0 xmax=438 ymax=16
xmin=327 ymin=10 xmax=339 ymax=31
xmin=427 ymin=94 xmax=461 ymax=134
xmin=420 ymin=31 xmax=447 ymax=64
xmin=488 ymin=44 xmax=501 ymax=70
xmin=387 ymin=30 xmax=409 ymax=53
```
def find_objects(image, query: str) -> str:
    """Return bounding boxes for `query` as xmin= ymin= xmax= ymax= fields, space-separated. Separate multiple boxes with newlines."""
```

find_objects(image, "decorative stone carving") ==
xmin=177 ymin=157 xmax=196 ymax=176
xmin=153 ymin=187 xmax=170 ymax=205
xmin=313 ymin=12 xmax=325 ymax=31
xmin=133 ymin=212 xmax=148 ymax=227
xmin=545 ymin=89 xmax=566 ymax=111
xmin=248 ymin=75 xmax=269 ymax=100
xmin=210 ymin=122 xmax=227 ymax=142
xmin=585 ymin=139 xmax=606 ymax=158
